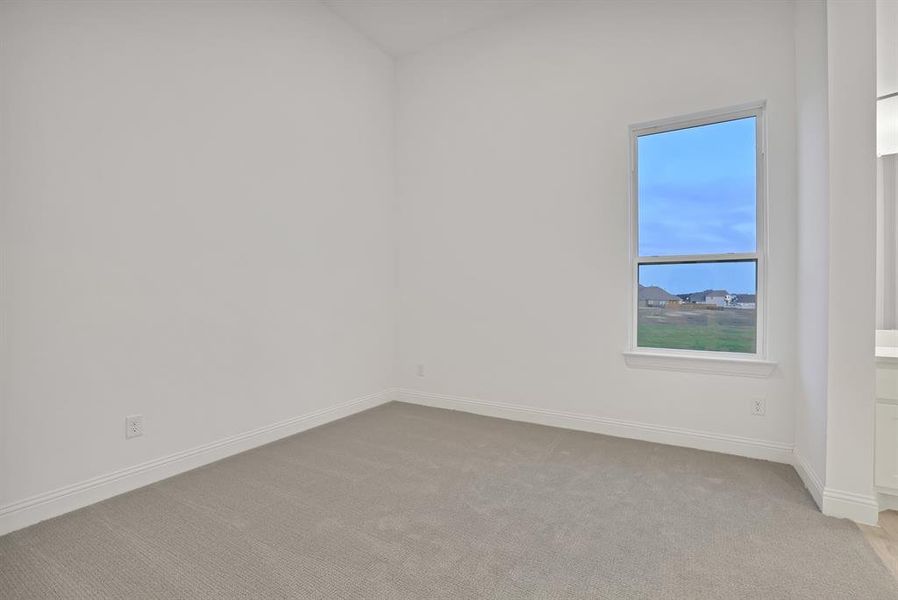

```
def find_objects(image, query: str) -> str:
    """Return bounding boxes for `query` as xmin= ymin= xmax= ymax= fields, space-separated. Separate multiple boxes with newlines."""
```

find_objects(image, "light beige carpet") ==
xmin=1 ymin=401 xmax=896 ymax=599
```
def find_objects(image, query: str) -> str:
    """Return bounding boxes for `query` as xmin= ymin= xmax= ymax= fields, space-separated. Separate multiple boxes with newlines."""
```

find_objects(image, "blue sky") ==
xmin=637 ymin=116 xmax=756 ymax=294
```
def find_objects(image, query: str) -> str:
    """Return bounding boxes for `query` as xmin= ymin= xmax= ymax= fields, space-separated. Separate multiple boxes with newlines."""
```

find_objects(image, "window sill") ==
xmin=623 ymin=350 xmax=777 ymax=378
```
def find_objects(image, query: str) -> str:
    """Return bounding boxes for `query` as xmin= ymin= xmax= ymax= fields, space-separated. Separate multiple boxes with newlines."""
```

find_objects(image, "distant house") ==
xmin=700 ymin=290 xmax=728 ymax=307
xmin=733 ymin=293 xmax=757 ymax=309
xmin=678 ymin=289 xmax=725 ymax=304
xmin=674 ymin=289 xmax=755 ymax=308
xmin=638 ymin=285 xmax=681 ymax=307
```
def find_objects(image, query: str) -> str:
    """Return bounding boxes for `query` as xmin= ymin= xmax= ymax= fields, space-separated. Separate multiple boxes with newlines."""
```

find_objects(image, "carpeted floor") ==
xmin=2 ymin=401 xmax=896 ymax=599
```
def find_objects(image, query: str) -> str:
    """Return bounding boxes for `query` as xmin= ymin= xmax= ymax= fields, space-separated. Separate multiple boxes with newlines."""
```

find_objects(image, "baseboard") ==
xmin=0 ymin=388 xmax=397 ymax=536
xmin=822 ymin=488 xmax=880 ymax=525
xmin=398 ymin=388 xmax=794 ymax=464
xmin=792 ymin=451 xmax=825 ymax=508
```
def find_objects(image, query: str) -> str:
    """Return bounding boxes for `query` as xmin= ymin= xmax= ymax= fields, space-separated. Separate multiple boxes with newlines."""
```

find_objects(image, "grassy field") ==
xmin=637 ymin=305 xmax=756 ymax=353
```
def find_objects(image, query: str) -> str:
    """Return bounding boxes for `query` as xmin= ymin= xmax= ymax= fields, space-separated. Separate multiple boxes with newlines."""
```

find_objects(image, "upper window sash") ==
xmin=634 ymin=112 xmax=759 ymax=259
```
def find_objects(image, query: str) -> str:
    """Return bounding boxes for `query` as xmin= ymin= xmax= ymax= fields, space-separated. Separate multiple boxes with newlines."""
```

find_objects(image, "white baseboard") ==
xmin=0 ymin=388 xmax=396 ymax=536
xmin=822 ymin=488 xmax=880 ymax=525
xmin=792 ymin=451 xmax=825 ymax=508
xmin=398 ymin=388 xmax=794 ymax=464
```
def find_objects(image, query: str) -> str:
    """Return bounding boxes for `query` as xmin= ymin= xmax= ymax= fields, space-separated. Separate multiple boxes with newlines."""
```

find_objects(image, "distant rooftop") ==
xmin=638 ymin=285 xmax=680 ymax=302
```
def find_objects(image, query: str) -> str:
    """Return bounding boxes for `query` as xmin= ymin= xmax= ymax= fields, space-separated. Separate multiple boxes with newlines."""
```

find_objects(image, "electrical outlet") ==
xmin=125 ymin=414 xmax=144 ymax=439
xmin=751 ymin=398 xmax=766 ymax=417
xmin=416 ymin=364 xmax=425 ymax=377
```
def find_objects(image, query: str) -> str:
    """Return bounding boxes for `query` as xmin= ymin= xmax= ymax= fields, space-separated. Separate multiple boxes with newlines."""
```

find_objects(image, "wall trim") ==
xmin=821 ymin=487 xmax=880 ymax=525
xmin=792 ymin=451 xmax=825 ymax=508
xmin=622 ymin=351 xmax=777 ymax=378
xmin=0 ymin=388 xmax=397 ymax=537
xmin=398 ymin=388 xmax=794 ymax=464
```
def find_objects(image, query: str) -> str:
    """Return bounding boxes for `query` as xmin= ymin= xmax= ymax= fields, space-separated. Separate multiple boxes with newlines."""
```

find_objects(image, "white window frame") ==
xmin=624 ymin=102 xmax=775 ymax=376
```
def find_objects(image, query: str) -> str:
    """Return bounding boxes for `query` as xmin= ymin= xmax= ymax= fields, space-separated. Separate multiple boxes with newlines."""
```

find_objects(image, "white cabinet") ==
xmin=876 ymin=402 xmax=898 ymax=491
xmin=875 ymin=344 xmax=898 ymax=494
xmin=877 ymin=359 xmax=898 ymax=401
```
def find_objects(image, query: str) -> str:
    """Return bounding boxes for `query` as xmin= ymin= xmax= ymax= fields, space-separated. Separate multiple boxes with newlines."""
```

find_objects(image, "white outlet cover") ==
xmin=751 ymin=398 xmax=766 ymax=416
xmin=125 ymin=414 xmax=144 ymax=439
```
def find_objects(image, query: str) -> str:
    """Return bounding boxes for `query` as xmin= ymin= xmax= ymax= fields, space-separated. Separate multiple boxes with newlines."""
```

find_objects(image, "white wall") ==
xmin=0 ymin=1 xmax=395 ymax=513
xmin=822 ymin=0 xmax=878 ymax=523
xmin=794 ymin=0 xmax=830 ymax=504
xmin=396 ymin=0 xmax=798 ymax=454
xmin=876 ymin=0 xmax=898 ymax=329
xmin=877 ymin=0 xmax=898 ymax=98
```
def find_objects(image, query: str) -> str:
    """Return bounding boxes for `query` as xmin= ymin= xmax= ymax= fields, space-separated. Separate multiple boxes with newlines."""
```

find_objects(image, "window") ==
xmin=629 ymin=105 xmax=765 ymax=358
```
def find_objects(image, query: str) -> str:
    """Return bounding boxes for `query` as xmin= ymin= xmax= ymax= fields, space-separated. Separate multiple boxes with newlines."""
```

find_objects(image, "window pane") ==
xmin=638 ymin=117 xmax=756 ymax=256
xmin=637 ymin=261 xmax=757 ymax=353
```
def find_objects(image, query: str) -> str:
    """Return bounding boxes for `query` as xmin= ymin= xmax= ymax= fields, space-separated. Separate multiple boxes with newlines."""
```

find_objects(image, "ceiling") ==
xmin=323 ymin=0 xmax=545 ymax=57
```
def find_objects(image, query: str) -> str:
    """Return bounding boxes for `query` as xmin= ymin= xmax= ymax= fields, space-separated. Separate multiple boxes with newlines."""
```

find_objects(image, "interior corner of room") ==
xmin=1 ymin=0 xmax=898 ymax=597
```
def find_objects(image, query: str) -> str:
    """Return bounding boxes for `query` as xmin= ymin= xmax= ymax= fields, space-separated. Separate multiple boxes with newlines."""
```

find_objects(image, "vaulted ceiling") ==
xmin=323 ymin=0 xmax=545 ymax=57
